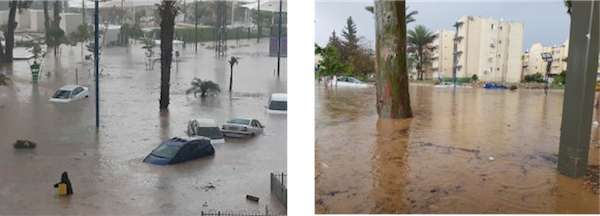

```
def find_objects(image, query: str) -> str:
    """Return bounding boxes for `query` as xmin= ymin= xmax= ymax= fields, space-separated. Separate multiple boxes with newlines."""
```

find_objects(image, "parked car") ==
xmin=187 ymin=118 xmax=225 ymax=144
xmin=267 ymin=93 xmax=287 ymax=114
xmin=336 ymin=76 xmax=371 ymax=88
xmin=483 ymin=83 xmax=508 ymax=89
xmin=143 ymin=137 xmax=214 ymax=165
xmin=49 ymin=85 xmax=89 ymax=103
xmin=221 ymin=118 xmax=264 ymax=137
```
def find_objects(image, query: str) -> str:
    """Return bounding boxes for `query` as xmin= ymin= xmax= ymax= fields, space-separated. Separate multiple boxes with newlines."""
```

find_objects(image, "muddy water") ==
xmin=315 ymin=83 xmax=599 ymax=214
xmin=0 ymin=39 xmax=286 ymax=214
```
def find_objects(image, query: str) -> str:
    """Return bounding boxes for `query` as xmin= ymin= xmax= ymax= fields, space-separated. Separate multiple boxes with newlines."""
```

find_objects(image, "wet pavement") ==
xmin=315 ymin=83 xmax=600 ymax=214
xmin=0 ymin=39 xmax=286 ymax=214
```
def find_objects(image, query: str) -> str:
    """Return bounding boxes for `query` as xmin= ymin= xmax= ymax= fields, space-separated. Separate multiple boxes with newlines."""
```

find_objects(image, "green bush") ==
xmin=442 ymin=77 xmax=472 ymax=84
xmin=553 ymin=71 xmax=566 ymax=85
xmin=524 ymin=73 xmax=545 ymax=83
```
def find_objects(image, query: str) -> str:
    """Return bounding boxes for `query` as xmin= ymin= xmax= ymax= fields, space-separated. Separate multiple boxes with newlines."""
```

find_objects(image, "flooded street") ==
xmin=315 ymin=83 xmax=599 ymax=214
xmin=0 ymin=39 xmax=286 ymax=214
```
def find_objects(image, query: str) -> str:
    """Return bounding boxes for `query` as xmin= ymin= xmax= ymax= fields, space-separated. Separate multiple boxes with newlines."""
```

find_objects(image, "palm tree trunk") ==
xmin=159 ymin=1 xmax=176 ymax=109
xmin=374 ymin=0 xmax=413 ymax=119
xmin=418 ymin=48 xmax=424 ymax=80
xmin=2 ymin=0 xmax=18 ymax=63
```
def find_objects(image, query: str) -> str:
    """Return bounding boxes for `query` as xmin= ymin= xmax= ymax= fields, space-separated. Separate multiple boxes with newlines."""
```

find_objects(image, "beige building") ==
xmin=523 ymin=39 xmax=600 ymax=78
xmin=430 ymin=30 xmax=456 ymax=79
xmin=454 ymin=16 xmax=524 ymax=83
xmin=522 ymin=42 xmax=568 ymax=77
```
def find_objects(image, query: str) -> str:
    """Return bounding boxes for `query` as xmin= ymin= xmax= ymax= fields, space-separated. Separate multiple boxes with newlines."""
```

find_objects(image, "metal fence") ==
xmin=201 ymin=208 xmax=286 ymax=216
xmin=270 ymin=172 xmax=287 ymax=208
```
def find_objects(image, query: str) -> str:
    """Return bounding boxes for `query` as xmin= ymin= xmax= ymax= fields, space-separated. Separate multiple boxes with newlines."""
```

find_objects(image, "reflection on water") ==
xmin=315 ymin=83 xmax=599 ymax=214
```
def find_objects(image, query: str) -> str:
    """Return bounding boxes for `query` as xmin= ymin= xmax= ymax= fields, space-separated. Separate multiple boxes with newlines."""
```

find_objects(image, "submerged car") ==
xmin=49 ymin=85 xmax=89 ymax=103
xmin=143 ymin=137 xmax=215 ymax=165
xmin=187 ymin=118 xmax=225 ymax=144
xmin=267 ymin=93 xmax=287 ymax=114
xmin=221 ymin=118 xmax=265 ymax=137
xmin=336 ymin=76 xmax=371 ymax=88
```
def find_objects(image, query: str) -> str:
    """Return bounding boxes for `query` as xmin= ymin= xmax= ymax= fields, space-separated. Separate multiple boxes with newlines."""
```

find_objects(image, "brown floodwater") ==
xmin=315 ymin=83 xmax=600 ymax=214
xmin=0 ymin=39 xmax=286 ymax=215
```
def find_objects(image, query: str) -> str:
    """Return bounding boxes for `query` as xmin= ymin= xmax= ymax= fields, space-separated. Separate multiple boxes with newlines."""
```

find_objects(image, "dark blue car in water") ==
xmin=143 ymin=137 xmax=215 ymax=165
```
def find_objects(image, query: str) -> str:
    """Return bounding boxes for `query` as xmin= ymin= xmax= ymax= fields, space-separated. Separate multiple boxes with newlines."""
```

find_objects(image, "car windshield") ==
xmin=52 ymin=90 xmax=71 ymax=99
xmin=192 ymin=127 xmax=224 ymax=139
xmin=348 ymin=78 xmax=363 ymax=84
xmin=150 ymin=144 xmax=181 ymax=159
xmin=269 ymin=101 xmax=287 ymax=111
xmin=228 ymin=119 xmax=250 ymax=125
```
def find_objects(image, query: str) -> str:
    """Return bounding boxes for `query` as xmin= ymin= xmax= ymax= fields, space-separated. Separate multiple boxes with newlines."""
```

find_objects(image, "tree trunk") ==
xmin=418 ymin=48 xmax=424 ymax=80
xmin=53 ymin=0 xmax=62 ymax=57
xmin=43 ymin=1 xmax=50 ymax=46
xmin=374 ymin=0 xmax=413 ymax=119
xmin=229 ymin=65 xmax=233 ymax=91
xmin=159 ymin=1 xmax=176 ymax=110
xmin=2 ymin=1 xmax=18 ymax=63
xmin=256 ymin=0 xmax=261 ymax=43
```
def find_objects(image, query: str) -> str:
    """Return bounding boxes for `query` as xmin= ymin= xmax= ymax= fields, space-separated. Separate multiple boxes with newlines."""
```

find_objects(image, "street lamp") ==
xmin=541 ymin=52 xmax=553 ymax=95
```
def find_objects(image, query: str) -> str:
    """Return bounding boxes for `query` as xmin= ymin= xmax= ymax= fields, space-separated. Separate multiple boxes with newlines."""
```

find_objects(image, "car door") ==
xmin=76 ymin=87 xmax=84 ymax=99
xmin=251 ymin=120 xmax=263 ymax=134
xmin=70 ymin=88 xmax=81 ymax=100
xmin=187 ymin=142 xmax=200 ymax=160
xmin=174 ymin=144 xmax=192 ymax=163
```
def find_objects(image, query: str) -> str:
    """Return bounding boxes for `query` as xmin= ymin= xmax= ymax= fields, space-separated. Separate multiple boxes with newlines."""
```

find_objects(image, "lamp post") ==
xmin=541 ymin=52 xmax=553 ymax=96
xmin=452 ymin=22 xmax=460 ymax=92
xmin=276 ymin=0 xmax=283 ymax=77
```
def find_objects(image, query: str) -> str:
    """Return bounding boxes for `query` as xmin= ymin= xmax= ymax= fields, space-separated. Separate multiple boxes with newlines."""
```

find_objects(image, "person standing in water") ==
xmin=53 ymin=171 xmax=73 ymax=195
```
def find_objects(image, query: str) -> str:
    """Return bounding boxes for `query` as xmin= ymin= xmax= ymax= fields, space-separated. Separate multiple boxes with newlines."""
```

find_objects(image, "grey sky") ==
xmin=315 ymin=1 xmax=571 ymax=51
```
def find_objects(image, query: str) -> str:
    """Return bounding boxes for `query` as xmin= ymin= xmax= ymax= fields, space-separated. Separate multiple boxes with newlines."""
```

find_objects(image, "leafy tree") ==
xmin=524 ymin=72 xmax=545 ymax=83
xmin=159 ymin=0 xmax=179 ymax=110
xmin=0 ymin=74 xmax=11 ymax=86
xmin=553 ymin=70 xmax=566 ymax=85
xmin=328 ymin=30 xmax=343 ymax=53
xmin=564 ymin=0 xmax=572 ymax=15
xmin=0 ymin=0 xmax=33 ymax=63
xmin=341 ymin=16 xmax=358 ymax=60
xmin=315 ymin=44 xmax=352 ymax=77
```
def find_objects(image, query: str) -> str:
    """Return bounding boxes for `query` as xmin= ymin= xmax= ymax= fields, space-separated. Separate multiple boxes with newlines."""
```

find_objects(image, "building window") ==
xmin=491 ymin=24 xmax=496 ymax=30
xmin=497 ymin=67 xmax=500 ymax=71
xmin=499 ymin=26 xmax=503 ymax=30
xmin=498 ymin=40 xmax=502 ymax=44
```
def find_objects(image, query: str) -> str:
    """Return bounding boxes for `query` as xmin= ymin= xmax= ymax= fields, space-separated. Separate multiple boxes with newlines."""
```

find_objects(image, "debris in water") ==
xmin=322 ymin=163 xmax=329 ymax=168
xmin=201 ymin=183 xmax=216 ymax=191
xmin=13 ymin=140 xmax=37 ymax=149
xmin=246 ymin=195 xmax=259 ymax=202
xmin=593 ymin=121 xmax=599 ymax=127
xmin=584 ymin=165 xmax=599 ymax=194
xmin=488 ymin=157 xmax=495 ymax=161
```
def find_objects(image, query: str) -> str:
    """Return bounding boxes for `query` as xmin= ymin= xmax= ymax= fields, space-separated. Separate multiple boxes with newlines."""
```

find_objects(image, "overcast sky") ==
xmin=315 ymin=1 xmax=571 ymax=51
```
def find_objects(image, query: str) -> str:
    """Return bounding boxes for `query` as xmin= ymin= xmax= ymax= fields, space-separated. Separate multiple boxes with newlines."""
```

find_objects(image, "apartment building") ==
xmin=430 ymin=30 xmax=456 ymax=79
xmin=454 ymin=16 xmax=524 ymax=83
xmin=523 ymin=38 xmax=600 ymax=78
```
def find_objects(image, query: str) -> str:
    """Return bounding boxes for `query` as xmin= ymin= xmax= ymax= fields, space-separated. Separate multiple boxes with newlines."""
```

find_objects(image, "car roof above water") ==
xmin=59 ymin=85 xmax=81 ymax=91
xmin=164 ymin=137 xmax=210 ymax=147
xmin=270 ymin=93 xmax=287 ymax=102
xmin=191 ymin=118 xmax=219 ymax=127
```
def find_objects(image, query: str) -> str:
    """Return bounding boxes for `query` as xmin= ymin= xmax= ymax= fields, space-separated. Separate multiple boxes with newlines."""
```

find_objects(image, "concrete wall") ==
xmin=60 ymin=13 xmax=83 ymax=35
xmin=29 ymin=10 xmax=46 ymax=32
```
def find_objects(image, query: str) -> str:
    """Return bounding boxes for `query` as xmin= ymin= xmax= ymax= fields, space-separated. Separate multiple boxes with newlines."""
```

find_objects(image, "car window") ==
xmin=255 ymin=120 xmax=263 ymax=127
xmin=228 ymin=119 xmax=250 ymax=125
xmin=251 ymin=120 xmax=257 ymax=127
xmin=191 ymin=127 xmax=224 ymax=139
xmin=53 ymin=90 xmax=71 ymax=99
xmin=268 ymin=101 xmax=287 ymax=111
xmin=151 ymin=144 xmax=180 ymax=159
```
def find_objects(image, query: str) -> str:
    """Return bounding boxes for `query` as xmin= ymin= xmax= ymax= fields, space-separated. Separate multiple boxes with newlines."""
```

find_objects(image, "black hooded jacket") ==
xmin=53 ymin=171 xmax=73 ymax=195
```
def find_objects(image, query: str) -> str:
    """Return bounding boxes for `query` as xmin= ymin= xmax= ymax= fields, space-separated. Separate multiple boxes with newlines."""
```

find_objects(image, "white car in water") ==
xmin=49 ymin=85 xmax=89 ymax=103
xmin=334 ymin=76 xmax=371 ymax=88
xmin=186 ymin=118 xmax=225 ymax=144
xmin=267 ymin=93 xmax=287 ymax=114
xmin=221 ymin=118 xmax=265 ymax=137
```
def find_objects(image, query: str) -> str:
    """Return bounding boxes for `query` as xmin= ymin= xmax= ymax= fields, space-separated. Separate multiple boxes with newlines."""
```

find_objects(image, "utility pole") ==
xmin=195 ymin=0 xmax=198 ymax=53
xmin=557 ymin=0 xmax=599 ymax=178
xmin=94 ymin=0 xmax=100 ymax=127
xmin=256 ymin=0 xmax=260 ymax=43
xmin=452 ymin=22 xmax=459 ymax=92
xmin=276 ymin=0 xmax=283 ymax=77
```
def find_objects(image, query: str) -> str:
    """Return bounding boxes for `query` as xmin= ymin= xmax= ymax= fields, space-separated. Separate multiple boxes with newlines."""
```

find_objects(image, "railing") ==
xmin=270 ymin=172 xmax=287 ymax=208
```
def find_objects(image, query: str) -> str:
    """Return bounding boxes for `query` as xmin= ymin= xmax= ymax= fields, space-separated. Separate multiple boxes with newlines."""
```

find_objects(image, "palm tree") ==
xmin=159 ymin=0 xmax=179 ymax=110
xmin=564 ymin=0 xmax=572 ymax=15
xmin=374 ymin=1 xmax=412 ymax=119
xmin=0 ymin=74 xmax=11 ymax=86
xmin=407 ymin=25 xmax=435 ymax=80
xmin=365 ymin=5 xmax=417 ymax=24
xmin=228 ymin=56 xmax=239 ymax=91
xmin=186 ymin=78 xmax=221 ymax=98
